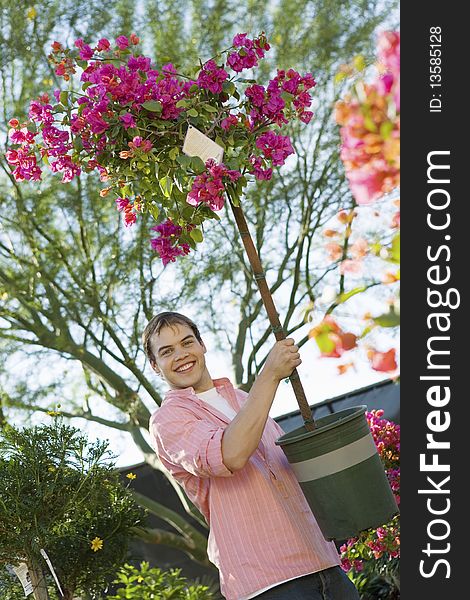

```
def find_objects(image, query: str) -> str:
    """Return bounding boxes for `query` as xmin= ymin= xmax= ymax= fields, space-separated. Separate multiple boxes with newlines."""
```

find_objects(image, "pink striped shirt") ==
xmin=149 ymin=378 xmax=340 ymax=600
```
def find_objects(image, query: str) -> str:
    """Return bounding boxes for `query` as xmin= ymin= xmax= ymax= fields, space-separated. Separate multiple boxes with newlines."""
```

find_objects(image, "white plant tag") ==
xmin=40 ymin=549 xmax=64 ymax=597
xmin=182 ymin=125 xmax=224 ymax=164
xmin=11 ymin=563 xmax=33 ymax=597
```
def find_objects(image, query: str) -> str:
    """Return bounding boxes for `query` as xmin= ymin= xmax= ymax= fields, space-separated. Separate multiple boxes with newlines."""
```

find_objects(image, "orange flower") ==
xmin=367 ymin=348 xmax=397 ymax=372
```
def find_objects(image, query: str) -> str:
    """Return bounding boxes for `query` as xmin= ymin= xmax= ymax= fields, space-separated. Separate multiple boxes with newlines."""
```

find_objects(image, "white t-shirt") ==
xmin=196 ymin=387 xmax=238 ymax=420
xmin=196 ymin=387 xmax=311 ymax=599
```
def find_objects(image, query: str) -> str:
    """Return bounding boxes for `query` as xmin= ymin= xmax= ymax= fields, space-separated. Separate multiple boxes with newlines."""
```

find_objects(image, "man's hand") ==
xmin=262 ymin=338 xmax=302 ymax=382
xmin=221 ymin=338 xmax=302 ymax=472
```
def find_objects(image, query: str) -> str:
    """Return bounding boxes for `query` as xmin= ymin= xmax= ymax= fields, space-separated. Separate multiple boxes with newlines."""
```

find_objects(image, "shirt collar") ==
xmin=163 ymin=377 xmax=234 ymax=401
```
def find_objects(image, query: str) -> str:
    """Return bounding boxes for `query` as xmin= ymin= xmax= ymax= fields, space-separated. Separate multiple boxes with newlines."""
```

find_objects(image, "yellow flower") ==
xmin=126 ymin=472 xmax=137 ymax=480
xmin=47 ymin=410 xmax=61 ymax=417
xmin=27 ymin=7 xmax=37 ymax=20
xmin=90 ymin=537 xmax=104 ymax=552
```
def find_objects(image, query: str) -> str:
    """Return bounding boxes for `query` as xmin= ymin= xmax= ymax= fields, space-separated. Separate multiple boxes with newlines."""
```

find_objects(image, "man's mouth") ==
xmin=175 ymin=361 xmax=195 ymax=373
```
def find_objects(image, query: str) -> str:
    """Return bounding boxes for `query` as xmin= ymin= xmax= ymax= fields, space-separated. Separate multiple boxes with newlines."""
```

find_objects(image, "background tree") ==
xmin=0 ymin=0 xmax=398 ymax=565
xmin=0 ymin=416 xmax=145 ymax=600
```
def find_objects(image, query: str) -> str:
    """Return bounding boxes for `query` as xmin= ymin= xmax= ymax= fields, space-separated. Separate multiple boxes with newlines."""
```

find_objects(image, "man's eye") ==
xmin=183 ymin=340 xmax=193 ymax=346
xmin=161 ymin=349 xmax=172 ymax=356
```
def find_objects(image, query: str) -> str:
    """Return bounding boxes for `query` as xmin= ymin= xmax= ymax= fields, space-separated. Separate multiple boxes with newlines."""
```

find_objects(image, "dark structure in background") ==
xmin=119 ymin=378 xmax=399 ymax=587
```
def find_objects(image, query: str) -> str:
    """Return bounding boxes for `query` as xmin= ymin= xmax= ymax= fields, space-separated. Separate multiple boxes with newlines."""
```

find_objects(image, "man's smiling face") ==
xmin=149 ymin=323 xmax=213 ymax=393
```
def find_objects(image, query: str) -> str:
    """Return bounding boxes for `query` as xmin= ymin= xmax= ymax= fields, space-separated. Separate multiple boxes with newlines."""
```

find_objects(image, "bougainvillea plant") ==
xmin=340 ymin=410 xmax=400 ymax=579
xmin=6 ymin=32 xmax=315 ymax=266
xmin=308 ymin=31 xmax=400 ymax=373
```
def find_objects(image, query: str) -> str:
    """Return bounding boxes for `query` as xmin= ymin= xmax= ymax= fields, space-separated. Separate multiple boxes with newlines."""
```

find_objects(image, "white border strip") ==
xmin=290 ymin=433 xmax=378 ymax=482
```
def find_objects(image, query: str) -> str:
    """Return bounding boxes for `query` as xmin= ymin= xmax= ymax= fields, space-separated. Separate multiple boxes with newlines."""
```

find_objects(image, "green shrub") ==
xmin=107 ymin=562 xmax=214 ymax=600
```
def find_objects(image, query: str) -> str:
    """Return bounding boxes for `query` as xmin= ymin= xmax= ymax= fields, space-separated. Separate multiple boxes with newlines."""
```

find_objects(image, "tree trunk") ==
xmin=27 ymin=559 xmax=50 ymax=600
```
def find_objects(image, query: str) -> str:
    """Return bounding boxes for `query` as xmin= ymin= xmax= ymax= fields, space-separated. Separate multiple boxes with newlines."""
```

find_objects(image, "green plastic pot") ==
xmin=275 ymin=405 xmax=399 ymax=540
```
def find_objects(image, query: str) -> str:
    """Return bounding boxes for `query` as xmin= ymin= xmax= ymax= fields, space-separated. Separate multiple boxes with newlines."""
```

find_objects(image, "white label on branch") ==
xmin=183 ymin=125 xmax=224 ymax=164
xmin=40 ymin=549 xmax=64 ymax=597
xmin=10 ymin=563 xmax=33 ymax=597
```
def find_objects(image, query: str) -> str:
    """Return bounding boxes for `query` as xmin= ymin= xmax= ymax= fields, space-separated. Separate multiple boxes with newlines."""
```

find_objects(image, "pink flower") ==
xmin=96 ymin=38 xmax=111 ymax=52
xmin=348 ymin=166 xmax=396 ymax=205
xmin=79 ymin=45 xmax=94 ymax=61
xmin=197 ymin=60 xmax=228 ymax=94
xmin=115 ymin=197 xmax=130 ymax=211
xmin=116 ymin=35 xmax=129 ymax=49
xmin=220 ymin=114 xmax=238 ymax=130
xmin=248 ymin=156 xmax=272 ymax=180
xmin=150 ymin=220 xmax=191 ymax=266
xmin=119 ymin=113 xmax=136 ymax=129
xmin=50 ymin=155 xmax=81 ymax=182
xmin=255 ymin=131 xmax=294 ymax=166
xmin=339 ymin=258 xmax=363 ymax=277
xmin=127 ymin=55 xmax=151 ymax=72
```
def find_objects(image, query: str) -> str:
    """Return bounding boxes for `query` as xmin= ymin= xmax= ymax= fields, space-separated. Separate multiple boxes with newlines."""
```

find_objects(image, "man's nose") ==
xmin=174 ymin=348 xmax=189 ymax=361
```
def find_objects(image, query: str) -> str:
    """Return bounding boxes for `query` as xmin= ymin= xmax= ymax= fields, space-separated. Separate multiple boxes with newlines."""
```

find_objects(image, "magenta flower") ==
xmin=197 ymin=60 xmax=228 ymax=94
xmin=120 ymin=113 xmax=136 ymax=129
xmin=96 ymin=38 xmax=111 ymax=52
xmin=79 ymin=45 xmax=94 ymax=61
xmin=116 ymin=35 xmax=129 ymax=49
xmin=220 ymin=114 xmax=238 ymax=130
xmin=50 ymin=155 xmax=81 ymax=183
xmin=127 ymin=55 xmax=152 ymax=72
xmin=248 ymin=156 xmax=272 ymax=180
xmin=255 ymin=131 xmax=294 ymax=166
xmin=150 ymin=220 xmax=191 ymax=266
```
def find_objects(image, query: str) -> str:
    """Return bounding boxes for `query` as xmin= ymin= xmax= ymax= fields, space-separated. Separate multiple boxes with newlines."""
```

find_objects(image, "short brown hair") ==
xmin=142 ymin=312 xmax=203 ymax=363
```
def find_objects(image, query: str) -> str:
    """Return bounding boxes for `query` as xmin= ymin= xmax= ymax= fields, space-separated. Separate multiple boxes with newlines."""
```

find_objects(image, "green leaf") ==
xmin=315 ymin=333 xmax=336 ymax=354
xmin=149 ymin=204 xmax=160 ymax=221
xmin=380 ymin=121 xmax=394 ymax=139
xmin=353 ymin=55 xmax=366 ymax=71
xmin=281 ymin=91 xmax=294 ymax=104
xmin=202 ymin=104 xmax=218 ymax=113
xmin=373 ymin=308 xmax=400 ymax=328
xmin=214 ymin=136 xmax=226 ymax=150
xmin=72 ymin=137 xmax=83 ymax=152
xmin=187 ymin=108 xmax=199 ymax=117
xmin=176 ymin=155 xmax=192 ymax=169
xmin=182 ymin=206 xmax=195 ymax=220
xmin=190 ymin=156 xmax=206 ymax=174
xmin=390 ymin=233 xmax=400 ymax=263
xmin=142 ymin=101 xmax=163 ymax=113
xmin=336 ymin=286 xmax=367 ymax=304
xmin=175 ymin=99 xmax=189 ymax=108
xmin=169 ymin=147 xmax=179 ymax=161
xmin=222 ymin=81 xmax=236 ymax=96
xmin=59 ymin=91 xmax=68 ymax=105
xmin=190 ymin=229 xmax=204 ymax=243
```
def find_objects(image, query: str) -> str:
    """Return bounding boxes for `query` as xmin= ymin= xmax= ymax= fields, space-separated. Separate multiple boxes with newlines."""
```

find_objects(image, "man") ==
xmin=144 ymin=311 xmax=359 ymax=600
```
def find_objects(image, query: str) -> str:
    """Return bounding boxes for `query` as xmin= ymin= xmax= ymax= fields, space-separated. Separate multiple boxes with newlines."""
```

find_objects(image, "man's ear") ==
xmin=201 ymin=339 xmax=207 ymax=354
xmin=150 ymin=359 xmax=161 ymax=376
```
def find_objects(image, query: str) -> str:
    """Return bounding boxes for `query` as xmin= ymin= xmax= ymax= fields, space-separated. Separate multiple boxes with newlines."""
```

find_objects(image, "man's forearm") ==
xmin=221 ymin=369 xmax=279 ymax=472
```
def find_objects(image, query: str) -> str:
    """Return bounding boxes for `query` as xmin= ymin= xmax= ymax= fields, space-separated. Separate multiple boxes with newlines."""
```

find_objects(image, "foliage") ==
xmin=348 ymin=559 xmax=400 ymax=600
xmin=340 ymin=410 xmax=400 ymax=593
xmin=107 ymin=562 xmax=215 ymax=600
xmin=0 ymin=416 xmax=145 ymax=599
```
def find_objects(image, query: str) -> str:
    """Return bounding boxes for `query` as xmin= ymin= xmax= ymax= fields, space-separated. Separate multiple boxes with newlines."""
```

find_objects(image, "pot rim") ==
xmin=275 ymin=404 xmax=368 ymax=446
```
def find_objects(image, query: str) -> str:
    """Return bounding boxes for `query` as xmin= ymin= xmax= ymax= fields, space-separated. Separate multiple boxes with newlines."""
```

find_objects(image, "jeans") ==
xmin=253 ymin=567 xmax=360 ymax=600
